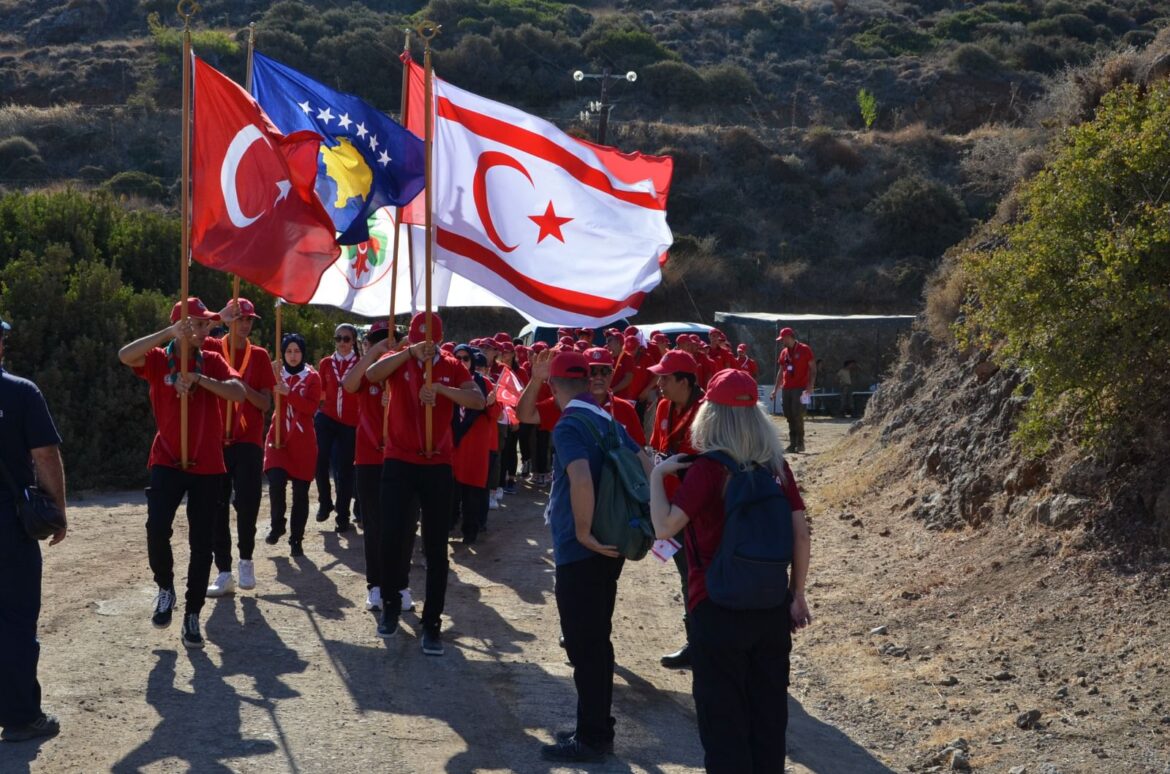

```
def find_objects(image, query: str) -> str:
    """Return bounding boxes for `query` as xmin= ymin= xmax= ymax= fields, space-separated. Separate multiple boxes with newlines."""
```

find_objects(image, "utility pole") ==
xmin=574 ymin=68 xmax=636 ymax=145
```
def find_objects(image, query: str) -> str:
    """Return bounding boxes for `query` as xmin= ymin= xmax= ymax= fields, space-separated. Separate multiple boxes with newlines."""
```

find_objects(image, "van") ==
xmin=517 ymin=320 xmax=713 ymax=347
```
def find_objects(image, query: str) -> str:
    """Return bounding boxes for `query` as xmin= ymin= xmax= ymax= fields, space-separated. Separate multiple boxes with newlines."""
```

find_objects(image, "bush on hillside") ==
xmin=0 ymin=137 xmax=46 ymax=181
xmin=642 ymin=60 xmax=708 ymax=108
xmin=102 ymin=171 xmax=168 ymax=203
xmin=949 ymin=43 xmax=1005 ymax=76
xmin=806 ymin=128 xmax=865 ymax=174
xmin=961 ymin=81 xmax=1170 ymax=453
xmin=700 ymin=63 xmax=757 ymax=104
xmin=866 ymin=175 xmax=969 ymax=259
xmin=581 ymin=16 xmax=678 ymax=69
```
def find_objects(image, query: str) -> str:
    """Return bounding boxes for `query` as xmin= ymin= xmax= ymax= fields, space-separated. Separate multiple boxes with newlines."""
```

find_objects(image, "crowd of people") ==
xmin=3 ymin=300 xmax=815 ymax=772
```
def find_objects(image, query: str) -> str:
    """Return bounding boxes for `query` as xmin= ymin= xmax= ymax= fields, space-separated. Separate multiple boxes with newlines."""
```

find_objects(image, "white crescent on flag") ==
xmin=430 ymin=76 xmax=674 ymax=327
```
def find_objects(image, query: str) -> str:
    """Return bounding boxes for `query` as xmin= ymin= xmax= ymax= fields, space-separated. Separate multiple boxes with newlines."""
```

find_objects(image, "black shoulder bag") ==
xmin=0 ymin=457 xmax=65 ymax=541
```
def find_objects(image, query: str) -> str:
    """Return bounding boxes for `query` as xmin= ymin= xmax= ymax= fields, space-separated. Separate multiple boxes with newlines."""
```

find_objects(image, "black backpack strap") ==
xmin=700 ymin=449 xmax=739 ymax=474
xmin=565 ymin=410 xmax=619 ymax=449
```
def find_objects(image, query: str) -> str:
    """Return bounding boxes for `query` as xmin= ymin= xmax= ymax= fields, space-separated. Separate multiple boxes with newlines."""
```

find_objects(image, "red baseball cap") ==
xmin=706 ymin=369 xmax=759 ymax=407
xmin=408 ymin=312 xmax=443 ymax=344
xmin=170 ymin=297 xmax=220 ymax=323
xmin=550 ymin=351 xmax=590 ymax=379
xmin=235 ymin=297 xmax=260 ymax=319
xmin=531 ymin=341 xmax=549 ymax=353
xmin=737 ymin=343 xmax=748 ymax=352
xmin=494 ymin=332 xmax=511 ymax=343
xmin=574 ymin=340 xmax=589 ymax=351
xmin=708 ymin=327 xmax=724 ymax=339
xmin=481 ymin=338 xmax=500 ymax=351
xmin=777 ymin=327 xmax=796 ymax=340
xmin=557 ymin=327 xmax=573 ymax=337
xmin=440 ymin=341 xmax=455 ymax=353
xmin=584 ymin=346 xmax=614 ymax=366
xmin=558 ymin=335 xmax=575 ymax=347
xmin=577 ymin=327 xmax=594 ymax=338
xmin=498 ymin=341 xmax=515 ymax=353
xmin=604 ymin=328 xmax=622 ymax=340
xmin=369 ymin=320 xmax=390 ymax=335
xmin=623 ymin=326 xmax=639 ymax=338
xmin=648 ymin=350 xmax=698 ymax=376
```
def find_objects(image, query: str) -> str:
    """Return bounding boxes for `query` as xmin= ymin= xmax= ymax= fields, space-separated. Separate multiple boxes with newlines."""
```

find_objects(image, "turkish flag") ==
xmin=494 ymin=365 xmax=524 ymax=408
xmin=191 ymin=57 xmax=339 ymax=304
xmin=403 ymin=57 xmax=673 ymax=326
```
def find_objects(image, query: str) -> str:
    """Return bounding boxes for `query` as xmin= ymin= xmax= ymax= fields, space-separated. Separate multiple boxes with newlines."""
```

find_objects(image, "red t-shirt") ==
xmin=672 ymin=456 xmax=805 ymax=611
xmin=708 ymin=346 xmax=738 ymax=374
xmin=536 ymin=393 xmax=646 ymax=447
xmin=382 ymin=353 xmax=473 ymax=466
xmin=738 ymin=355 xmax=759 ymax=377
xmin=133 ymin=347 xmax=239 ymax=475
xmin=264 ymin=367 xmax=321 ymax=481
xmin=453 ymin=379 xmax=502 ymax=488
xmin=778 ymin=342 xmax=815 ymax=389
xmin=317 ymin=354 xmax=361 ymax=426
xmin=620 ymin=348 xmax=655 ymax=402
xmin=649 ymin=396 xmax=702 ymax=456
xmin=204 ymin=337 xmax=276 ymax=448
xmin=353 ymin=374 xmax=387 ymax=466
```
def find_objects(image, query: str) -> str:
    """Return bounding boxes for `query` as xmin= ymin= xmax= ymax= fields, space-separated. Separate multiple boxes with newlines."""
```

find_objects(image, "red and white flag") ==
xmin=191 ymin=57 xmax=339 ymax=304
xmin=494 ymin=364 xmax=524 ymax=408
xmin=404 ymin=59 xmax=673 ymax=326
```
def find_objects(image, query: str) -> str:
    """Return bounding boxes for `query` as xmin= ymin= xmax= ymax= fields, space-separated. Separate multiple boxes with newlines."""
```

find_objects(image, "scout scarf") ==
xmin=329 ymin=350 xmax=358 ymax=416
xmin=164 ymin=340 xmax=202 ymax=386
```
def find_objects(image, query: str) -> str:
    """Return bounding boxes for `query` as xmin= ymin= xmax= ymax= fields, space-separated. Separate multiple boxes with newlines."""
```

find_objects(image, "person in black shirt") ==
xmin=0 ymin=315 xmax=68 ymax=743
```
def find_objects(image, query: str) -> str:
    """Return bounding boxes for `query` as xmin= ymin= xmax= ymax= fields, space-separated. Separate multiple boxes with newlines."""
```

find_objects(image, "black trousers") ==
xmin=213 ymin=442 xmax=264 ymax=571
xmin=555 ymin=554 xmax=625 ymax=748
xmin=781 ymin=388 xmax=806 ymax=447
xmin=534 ymin=428 xmax=552 ymax=475
xmin=267 ymin=468 xmax=310 ymax=543
xmin=355 ymin=464 xmax=383 ymax=588
xmin=314 ymin=412 xmax=355 ymax=523
xmin=500 ymin=423 xmax=518 ymax=483
xmin=450 ymin=481 xmax=488 ymax=542
xmin=380 ymin=459 xmax=453 ymax=629
xmin=690 ymin=600 xmax=791 ymax=774
xmin=145 ymin=465 xmax=220 ymax=615
xmin=518 ymin=422 xmax=535 ymax=464
xmin=0 ymin=503 xmax=42 ymax=729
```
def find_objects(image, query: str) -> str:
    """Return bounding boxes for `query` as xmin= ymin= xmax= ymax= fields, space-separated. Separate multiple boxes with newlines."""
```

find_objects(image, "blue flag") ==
xmin=250 ymin=51 xmax=425 ymax=245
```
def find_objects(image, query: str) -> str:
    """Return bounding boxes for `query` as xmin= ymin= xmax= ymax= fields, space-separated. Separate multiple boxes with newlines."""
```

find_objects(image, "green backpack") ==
xmin=565 ymin=413 xmax=654 ymax=561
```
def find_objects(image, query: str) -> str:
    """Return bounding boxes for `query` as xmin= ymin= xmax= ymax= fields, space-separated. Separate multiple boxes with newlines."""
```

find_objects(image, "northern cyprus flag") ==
xmin=424 ymin=66 xmax=674 ymax=326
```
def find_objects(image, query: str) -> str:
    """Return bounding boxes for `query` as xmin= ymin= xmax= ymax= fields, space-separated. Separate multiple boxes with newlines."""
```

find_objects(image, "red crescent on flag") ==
xmin=473 ymin=151 xmax=533 ymax=253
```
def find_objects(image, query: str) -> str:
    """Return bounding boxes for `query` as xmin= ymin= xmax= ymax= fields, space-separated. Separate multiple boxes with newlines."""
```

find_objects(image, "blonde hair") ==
xmin=690 ymin=401 xmax=787 ymax=483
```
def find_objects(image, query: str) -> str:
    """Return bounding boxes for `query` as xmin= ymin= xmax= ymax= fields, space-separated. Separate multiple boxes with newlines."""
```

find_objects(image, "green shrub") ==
xmin=857 ymin=88 xmax=877 ymax=129
xmin=961 ymin=81 xmax=1170 ymax=452
xmin=642 ymin=60 xmax=708 ymax=107
xmin=852 ymin=22 xmax=933 ymax=56
xmin=949 ymin=43 xmax=1004 ymax=76
xmin=866 ymin=175 xmax=969 ymax=259
xmin=933 ymin=9 xmax=998 ymax=42
xmin=700 ymin=63 xmax=757 ymax=104
xmin=0 ymin=137 xmax=43 ymax=180
xmin=581 ymin=16 xmax=677 ymax=69
xmin=102 ymin=171 xmax=168 ymax=203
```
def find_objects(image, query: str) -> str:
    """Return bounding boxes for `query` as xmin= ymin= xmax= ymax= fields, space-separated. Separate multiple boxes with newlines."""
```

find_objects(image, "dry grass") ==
xmin=0 ymin=104 xmax=84 ymax=137
xmin=923 ymin=259 xmax=968 ymax=343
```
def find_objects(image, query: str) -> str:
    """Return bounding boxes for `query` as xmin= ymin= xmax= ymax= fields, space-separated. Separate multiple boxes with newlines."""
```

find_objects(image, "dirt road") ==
xmin=1 ymin=418 xmax=895 ymax=774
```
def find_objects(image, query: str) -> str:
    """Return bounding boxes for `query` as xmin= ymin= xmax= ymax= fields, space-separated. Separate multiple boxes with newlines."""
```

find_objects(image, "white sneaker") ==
xmin=238 ymin=560 xmax=256 ymax=590
xmin=206 ymin=571 xmax=235 ymax=597
xmin=494 ymin=487 xmax=504 ymax=500
xmin=365 ymin=586 xmax=382 ymax=612
xmin=399 ymin=587 xmax=414 ymax=612
xmin=488 ymin=496 xmax=500 ymax=510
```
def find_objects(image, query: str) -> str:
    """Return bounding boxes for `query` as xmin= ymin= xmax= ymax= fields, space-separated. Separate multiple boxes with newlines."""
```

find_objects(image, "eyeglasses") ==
xmin=334 ymin=335 xmax=353 ymax=343
xmin=589 ymin=367 xmax=613 ymax=377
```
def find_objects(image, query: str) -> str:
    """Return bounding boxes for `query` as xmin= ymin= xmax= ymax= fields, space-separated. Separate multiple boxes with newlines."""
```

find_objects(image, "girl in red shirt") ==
xmin=314 ymin=324 xmax=361 ymax=532
xmin=649 ymin=369 xmax=812 ymax=773
xmin=264 ymin=334 xmax=322 ymax=557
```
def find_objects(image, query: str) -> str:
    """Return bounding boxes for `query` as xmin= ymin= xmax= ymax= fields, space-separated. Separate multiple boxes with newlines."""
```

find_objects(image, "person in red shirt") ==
xmin=649 ymin=368 xmax=812 ymax=773
xmin=314 ymin=324 xmax=361 ymax=533
xmin=451 ymin=347 xmax=502 ymax=544
xmin=645 ymin=348 xmax=705 ymax=668
xmin=736 ymin=343 xmax=759 ymax=377
xmin=263 ymin=333 xmax=322 ymax=559
xmin=706 ymin=328 xmax=738 ymax=372
xmin=203 ymin=298 xmax=276 ymax=598
xmin=365 ymin=312 xmax=484 ymax=655
xmin=518 ymin=347 xmax=646 ymax=447
xmin=605 ymin=332 xmax=635 ymax=395
xmin=769 ymin=327 xmax=816 ymax=453
xmin=118 ymin=297 xmax=246 ymax=649
xmin=342 ymin=320 xmax=412 ymax=614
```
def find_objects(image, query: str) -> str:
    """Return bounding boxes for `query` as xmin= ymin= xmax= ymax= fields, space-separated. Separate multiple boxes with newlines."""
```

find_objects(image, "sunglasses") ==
xmin=334 ymin=335 xmax=353 ymax=343
xmin=456 ymin=355 xmax=472 ymax=363
xmin=589 ymin=367 xmax=613 ymax=377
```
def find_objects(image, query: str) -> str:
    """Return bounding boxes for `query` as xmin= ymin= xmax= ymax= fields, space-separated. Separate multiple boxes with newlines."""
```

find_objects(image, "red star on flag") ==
xmin=528 ymin=201 xmax=572 ymax=244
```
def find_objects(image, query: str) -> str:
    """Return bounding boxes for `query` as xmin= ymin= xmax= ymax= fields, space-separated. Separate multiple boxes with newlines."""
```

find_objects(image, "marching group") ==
xmin=3 ymin=299 xmax=816 ymax=772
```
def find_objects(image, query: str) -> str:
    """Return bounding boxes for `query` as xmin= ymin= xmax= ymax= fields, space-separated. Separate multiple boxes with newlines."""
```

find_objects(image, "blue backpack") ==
xmin=688 ymin=450 xmax=794 ymax=610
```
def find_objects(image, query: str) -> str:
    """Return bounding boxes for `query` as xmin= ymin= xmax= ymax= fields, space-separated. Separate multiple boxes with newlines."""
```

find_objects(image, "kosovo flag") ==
xmin=251 ymin=51 xmax=425 ymax=245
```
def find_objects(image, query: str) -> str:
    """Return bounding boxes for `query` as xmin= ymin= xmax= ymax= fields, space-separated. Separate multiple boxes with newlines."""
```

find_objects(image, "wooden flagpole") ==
xmin=178 ymin=0 xmax=197 ymax=469
xmin=274 ymin=299 xmax=284 ymax=448
xmin=419 ymin=21 xmax=439 ymax=455
xmin=383 ymin=28 xmax=413 ymax=446
xmin=225 ymin=21 xmax=256 ymax=441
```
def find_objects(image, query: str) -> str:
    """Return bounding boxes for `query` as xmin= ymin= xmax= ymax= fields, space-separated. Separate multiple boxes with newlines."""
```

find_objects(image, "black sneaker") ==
xmin=785 ymin=444 xmax=798 ymax=453
xmin=152 ymin=587 xmax=177 ymax=628
xmin=377 ymin=612 xmax=398 ymax=639
xmin=180 ymin=613 xmax=204 ymax=649
xmin=314 ymin=507 xmax=331 ymax=523
xmin=1 ymin=713 xmax=60 ymax=743
xmin=264 ymin=524 xmax=286 ymax=545
xmin=421 ymin=625 xmax=444 ymax=656
xmin=660 ymin=642 xmax=692 ymax=669
xmin=796 ymin=443 xmax=806 ymax=453
xmin=540 ymin=734 xmax=606 ymax=762
xmin=555 ymin=730 xmax=613 ymax=755
xmin=289 ymin=540 xmax=304 ymax=558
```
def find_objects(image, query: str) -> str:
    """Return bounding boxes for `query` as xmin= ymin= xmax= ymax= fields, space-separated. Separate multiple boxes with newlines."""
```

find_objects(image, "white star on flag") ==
xmin=298 ymin=100 xmax=311 ymax=114
xmin=355 ymin=122 xmax=368 ymax=139
xmin=317 ymin=106 xmax=334 ymax=123
xmin=377 ymin=150 xmax=391 ymax=166
xmin=338 ymin=113 xmax=352 ymax=130
xmin=369 ymin=134 xmax=379 ymax=152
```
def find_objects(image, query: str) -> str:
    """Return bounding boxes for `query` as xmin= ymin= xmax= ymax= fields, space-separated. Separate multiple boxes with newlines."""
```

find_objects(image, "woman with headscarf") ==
xmin=264 ymin=333 xmax=321 ymax=558
xmin=314 ymin=323 xmax=361 ymax=533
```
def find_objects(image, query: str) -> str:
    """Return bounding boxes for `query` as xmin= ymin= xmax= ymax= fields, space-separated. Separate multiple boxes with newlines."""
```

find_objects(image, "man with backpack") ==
xmin=539 ymin=351 xmax=653 ymax=764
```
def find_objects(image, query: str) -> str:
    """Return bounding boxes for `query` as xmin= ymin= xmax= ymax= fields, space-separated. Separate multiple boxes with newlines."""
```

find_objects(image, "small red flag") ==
xmin=495 ymin=365 xmax=524 ymax=408
xmin=191 ymin=57 xmax=339 ymax=304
